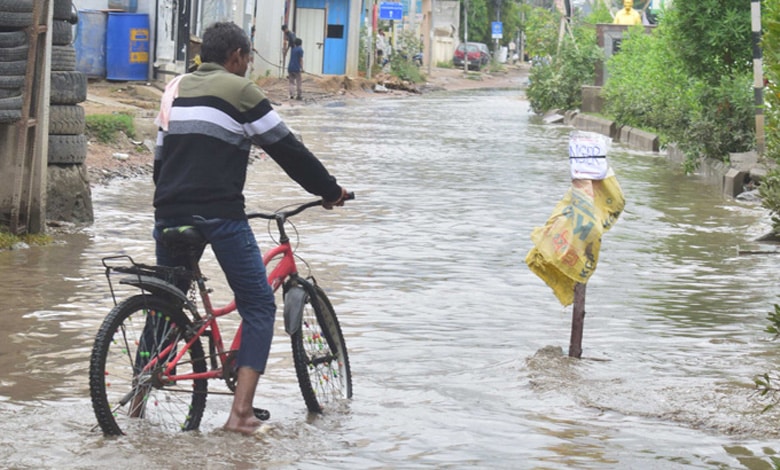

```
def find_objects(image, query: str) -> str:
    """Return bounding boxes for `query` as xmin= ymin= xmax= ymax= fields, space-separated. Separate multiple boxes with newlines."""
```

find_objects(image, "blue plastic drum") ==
xmin=105 ymin=13 xmax=149 ymax=81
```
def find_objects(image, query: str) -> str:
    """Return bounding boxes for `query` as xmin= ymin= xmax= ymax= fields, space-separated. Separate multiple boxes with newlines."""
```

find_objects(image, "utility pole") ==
xmin=519 ymin=0 xmax=525 ymax=63
xmin=428 ymin=0 xmax=435 ymax=76
xmin=494 ymin=0 xmax=501 ymax=61
xmin=409 ymin=0 xmax=415 ymax=33
xmin=751 ymin=0 xmax=765 ymax=155
xmin=463 ymin=0 xmax=468 ymax=73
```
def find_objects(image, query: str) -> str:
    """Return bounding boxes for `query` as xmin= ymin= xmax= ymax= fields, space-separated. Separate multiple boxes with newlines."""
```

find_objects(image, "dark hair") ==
xmin=200 ymin=22 xmax=251 ymax=65
xmin=281 ymin=24 xmax=288 ymax=31
xmin=294 ymin=38 xmax=302 ymax=46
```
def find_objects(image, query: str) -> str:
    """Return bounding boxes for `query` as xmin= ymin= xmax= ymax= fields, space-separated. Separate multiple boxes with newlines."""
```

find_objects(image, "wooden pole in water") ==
xmin=568 ymin=283 xmax=586 ymax=358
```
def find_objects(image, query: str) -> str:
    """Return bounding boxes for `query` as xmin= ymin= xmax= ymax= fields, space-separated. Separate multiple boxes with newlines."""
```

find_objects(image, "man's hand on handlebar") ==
xmin=323 ymin=188 xmax=351 ymax=210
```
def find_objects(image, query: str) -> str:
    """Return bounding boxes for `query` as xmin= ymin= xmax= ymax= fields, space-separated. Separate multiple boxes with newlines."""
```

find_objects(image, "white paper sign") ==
xmin=569 ymin=131 xmax=611 ymax=180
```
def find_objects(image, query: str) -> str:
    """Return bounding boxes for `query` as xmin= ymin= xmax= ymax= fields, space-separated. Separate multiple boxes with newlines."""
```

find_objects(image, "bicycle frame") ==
xmin=135 ymin=223 xmax=299 ymax=385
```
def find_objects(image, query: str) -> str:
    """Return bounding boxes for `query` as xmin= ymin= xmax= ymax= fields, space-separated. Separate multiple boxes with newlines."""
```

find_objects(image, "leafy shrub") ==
xmin=602 ymin=14 xmax=754 ymax=167
xmin=523 ymin=6 xmax=560 ymax=60
xmin=602 ymin=24 xmax=700 ymax=135
xmin=527 ymin=24 xmax=602 ymax=114
xmin=759 ymin=169 xmax=780 ymax=233
xmin=676 ymin=73 xmax=755 ymax=162
xmin=85 ymin=113 xmax=136 ymax=143
xmin=665 ymin=0 xmax=753 ymax=85
xmin=389 ymin=30 xmax=425 ymax=83
xmin=755 ymin=304 xmax=780 ymax=411
xmin=760 ymin=0 xmax=780 ymax=233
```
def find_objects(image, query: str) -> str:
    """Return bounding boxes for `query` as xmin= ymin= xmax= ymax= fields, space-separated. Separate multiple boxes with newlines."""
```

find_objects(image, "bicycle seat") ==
xmin=161 ymin=225 xmax=207 ymax=251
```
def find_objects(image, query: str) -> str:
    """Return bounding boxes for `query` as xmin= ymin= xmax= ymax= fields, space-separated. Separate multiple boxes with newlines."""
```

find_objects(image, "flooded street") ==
xmin=2 ymin=88 xmax=780 ymax=468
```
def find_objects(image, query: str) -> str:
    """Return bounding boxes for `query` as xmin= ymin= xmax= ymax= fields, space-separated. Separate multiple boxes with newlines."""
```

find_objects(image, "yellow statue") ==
xmin=613 ymin=0 xmax=642 ymax=25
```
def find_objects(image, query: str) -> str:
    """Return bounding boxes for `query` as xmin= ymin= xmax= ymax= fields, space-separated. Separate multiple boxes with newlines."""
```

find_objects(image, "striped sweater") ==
xmin=153 ymin=63 xmax=341 ymax=220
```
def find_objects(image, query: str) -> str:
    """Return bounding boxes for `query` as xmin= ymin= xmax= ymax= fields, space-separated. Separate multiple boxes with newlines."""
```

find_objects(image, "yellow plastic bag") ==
xmin=525 ymin=173 xmax=625 ymax=306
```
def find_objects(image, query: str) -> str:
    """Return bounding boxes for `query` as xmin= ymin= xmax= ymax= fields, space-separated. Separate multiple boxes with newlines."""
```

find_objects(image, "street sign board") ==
xmin=379 ymin=2 xmax=404 ymax=20
xmin=491 ymin=21 xmax=503 ymax=39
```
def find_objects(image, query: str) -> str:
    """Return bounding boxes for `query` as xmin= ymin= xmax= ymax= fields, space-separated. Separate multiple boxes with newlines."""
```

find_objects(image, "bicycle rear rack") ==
xmin=101 ymin=255 xmax=193 ymax=306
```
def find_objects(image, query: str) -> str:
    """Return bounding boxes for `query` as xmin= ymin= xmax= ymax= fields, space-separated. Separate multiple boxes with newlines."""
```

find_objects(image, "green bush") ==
xmin=389 ymin=30 xmax=425 ymax=83
xmin=527 ymin=23 xmax=602 ymax=114
xmin=603 ymin=25 xmax=695 ymax=133
xmin=602 ymin=13 xmax=754 ymax=167
xmin=759 ymin=170 xmax=780 ymax=233
xmin=523 ymin=6 xmax=561 ymax=60
xmin=666 ymin=0 xmax=753 ymax=85
xmin=85 ymin=113 xmax=136 ymax=143
xmin=676 ymin=73 xmax=755 ymax=162
xmin=760 ymin=0 xmax=780 ymax=233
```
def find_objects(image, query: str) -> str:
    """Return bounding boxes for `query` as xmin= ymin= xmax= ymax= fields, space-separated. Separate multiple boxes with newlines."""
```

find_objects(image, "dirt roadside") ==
xmin=81 ymin=64 xmax=530 ymax=185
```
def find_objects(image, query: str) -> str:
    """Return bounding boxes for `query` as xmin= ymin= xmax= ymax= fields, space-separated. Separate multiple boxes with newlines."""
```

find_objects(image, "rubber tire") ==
xmin=52 ymin=0 xmax=73 ymax=21
xmin=49 ymin=71 xmax=86 ymax=104
xmin=0 ymin=75 xmax=24 ymax=88
xmin=0 ymin=95 xmax=21 ymax=110
xmin=0 ymin=60 xmax=26 ymax=75
xmin=0 ymin=11 xmax=33 ymax=28
xmin=0 ymin=109 xmax=20 ymax=123
xmin=0 ymin=0 xmax=34 ymax=12
xmin=50 ymin=45 xmax=76 ymax=71
xmin=0 ymin=87 xmax=20 ymax=98
xmin=89 ymin=295 xmax=208 ymax=436
xmin=0 ymin=30 xmax=27 ymax=48
xmin=47 ymin=134 xmax=87 ymax=164
xmin=49 ymin=104 xmax=85 ymax=134
xmin=0 ymin=45 xmax=28 ymax=62
xmin=52 ymin=20 xmax=73 ymax=45
xmin=290 ymin=279 xmax=352 ymax=413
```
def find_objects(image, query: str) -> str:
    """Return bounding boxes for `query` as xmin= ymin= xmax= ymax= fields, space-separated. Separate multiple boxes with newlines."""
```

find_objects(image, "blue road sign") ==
xmin=379 ymin=2 xmax=404 ymax=20
xmin=491 ymin=21 xmax=503 ymax=39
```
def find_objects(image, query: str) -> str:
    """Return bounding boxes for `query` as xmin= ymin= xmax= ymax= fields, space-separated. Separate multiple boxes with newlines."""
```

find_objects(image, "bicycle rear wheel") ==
xmin=290 ymin=281 xmax=352 ymax=413
xmin=89 ymin=295 xmax=208 ymax=435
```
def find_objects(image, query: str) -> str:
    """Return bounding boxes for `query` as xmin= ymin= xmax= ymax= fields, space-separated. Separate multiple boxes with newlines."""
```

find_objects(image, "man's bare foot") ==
xmin=223 ymin=414 xmax=263 ymax=435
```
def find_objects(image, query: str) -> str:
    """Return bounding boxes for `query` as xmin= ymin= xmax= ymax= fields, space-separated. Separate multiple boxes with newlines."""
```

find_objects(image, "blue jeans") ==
xmin=153 ymin=217 xmax=276 ymax=373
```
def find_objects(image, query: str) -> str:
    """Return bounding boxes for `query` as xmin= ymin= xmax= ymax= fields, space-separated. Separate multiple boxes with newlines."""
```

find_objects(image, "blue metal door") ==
xmin=297 ymin=0 xmax=349 ymax=74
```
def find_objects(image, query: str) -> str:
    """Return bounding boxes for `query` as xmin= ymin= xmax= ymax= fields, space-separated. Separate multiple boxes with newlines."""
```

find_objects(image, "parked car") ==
xmin=453 ymin=42 xmax=490 ymax=70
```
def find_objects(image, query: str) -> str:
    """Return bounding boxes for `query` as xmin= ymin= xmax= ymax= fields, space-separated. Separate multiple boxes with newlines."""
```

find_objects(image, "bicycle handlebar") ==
xmin=247 ymin=192 xmax=355 ymax=221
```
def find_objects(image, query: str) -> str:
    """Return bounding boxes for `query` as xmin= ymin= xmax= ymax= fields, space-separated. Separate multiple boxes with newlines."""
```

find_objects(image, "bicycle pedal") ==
xmin=253 ymin=407 xmax=270 ymax=421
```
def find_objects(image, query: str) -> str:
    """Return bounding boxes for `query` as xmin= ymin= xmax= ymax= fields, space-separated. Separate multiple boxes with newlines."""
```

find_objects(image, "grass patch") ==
xmin=85 ymin=113 xmax=136 ymax=143
xmin=0 ymin=231 xmax=53 ymax=250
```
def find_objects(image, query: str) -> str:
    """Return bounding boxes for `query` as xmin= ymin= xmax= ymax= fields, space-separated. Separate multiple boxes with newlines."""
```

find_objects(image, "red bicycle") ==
xmin=89 ymin=196 xmax=353 ymax=435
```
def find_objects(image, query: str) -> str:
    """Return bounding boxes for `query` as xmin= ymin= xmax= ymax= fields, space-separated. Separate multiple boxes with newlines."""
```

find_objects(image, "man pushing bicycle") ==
xmin=152 ymin=21 xmax=349 ymax=435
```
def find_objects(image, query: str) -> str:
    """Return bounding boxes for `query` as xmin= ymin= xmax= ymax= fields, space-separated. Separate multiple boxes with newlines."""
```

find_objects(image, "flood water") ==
xmin=2 ymin=87 xmax=780 ymax=468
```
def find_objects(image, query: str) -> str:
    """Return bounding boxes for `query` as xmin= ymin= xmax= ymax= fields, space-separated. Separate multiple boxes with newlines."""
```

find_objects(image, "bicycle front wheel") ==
xmin=290 ymin=281 xmax=352 ymax=413
xmin=89 ymin=295 xmax=208 ymax=435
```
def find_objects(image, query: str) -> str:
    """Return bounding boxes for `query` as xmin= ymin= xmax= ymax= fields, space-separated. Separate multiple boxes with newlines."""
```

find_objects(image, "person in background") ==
xmin=288 ymin=37 xmax=304 ymax=100
xmin=376 ymin=29 xmax=387 ymax=67
xmin=508 ymin=40 xmax=517 ymax=64
xmin=613 ymin=0 xmax=642 ymax=25
xmin=281 ymin=24 xmax=296 ymax=63
xmin=152 ymin=21 xmax=349 ymax=435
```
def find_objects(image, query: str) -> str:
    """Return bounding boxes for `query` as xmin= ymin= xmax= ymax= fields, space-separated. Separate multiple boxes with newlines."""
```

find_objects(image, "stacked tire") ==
xmin=49 ymin=0 xmax=87 ymax=166
xmin=0 ymin=0 xmax=31 ymax=124
xmin=0 ymin=0 xmax=93 ymax=223
xmin=48 ymin=0 xmax=93 ymax=224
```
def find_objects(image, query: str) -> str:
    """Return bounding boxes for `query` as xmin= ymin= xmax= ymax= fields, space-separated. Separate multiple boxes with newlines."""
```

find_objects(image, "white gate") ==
xmin=297 ymin=8 xmax=325 ymax=74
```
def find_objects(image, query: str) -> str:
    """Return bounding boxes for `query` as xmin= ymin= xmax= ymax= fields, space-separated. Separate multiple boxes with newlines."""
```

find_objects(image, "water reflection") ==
xmin=0 ymin=89 xmax=778 ymax=467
